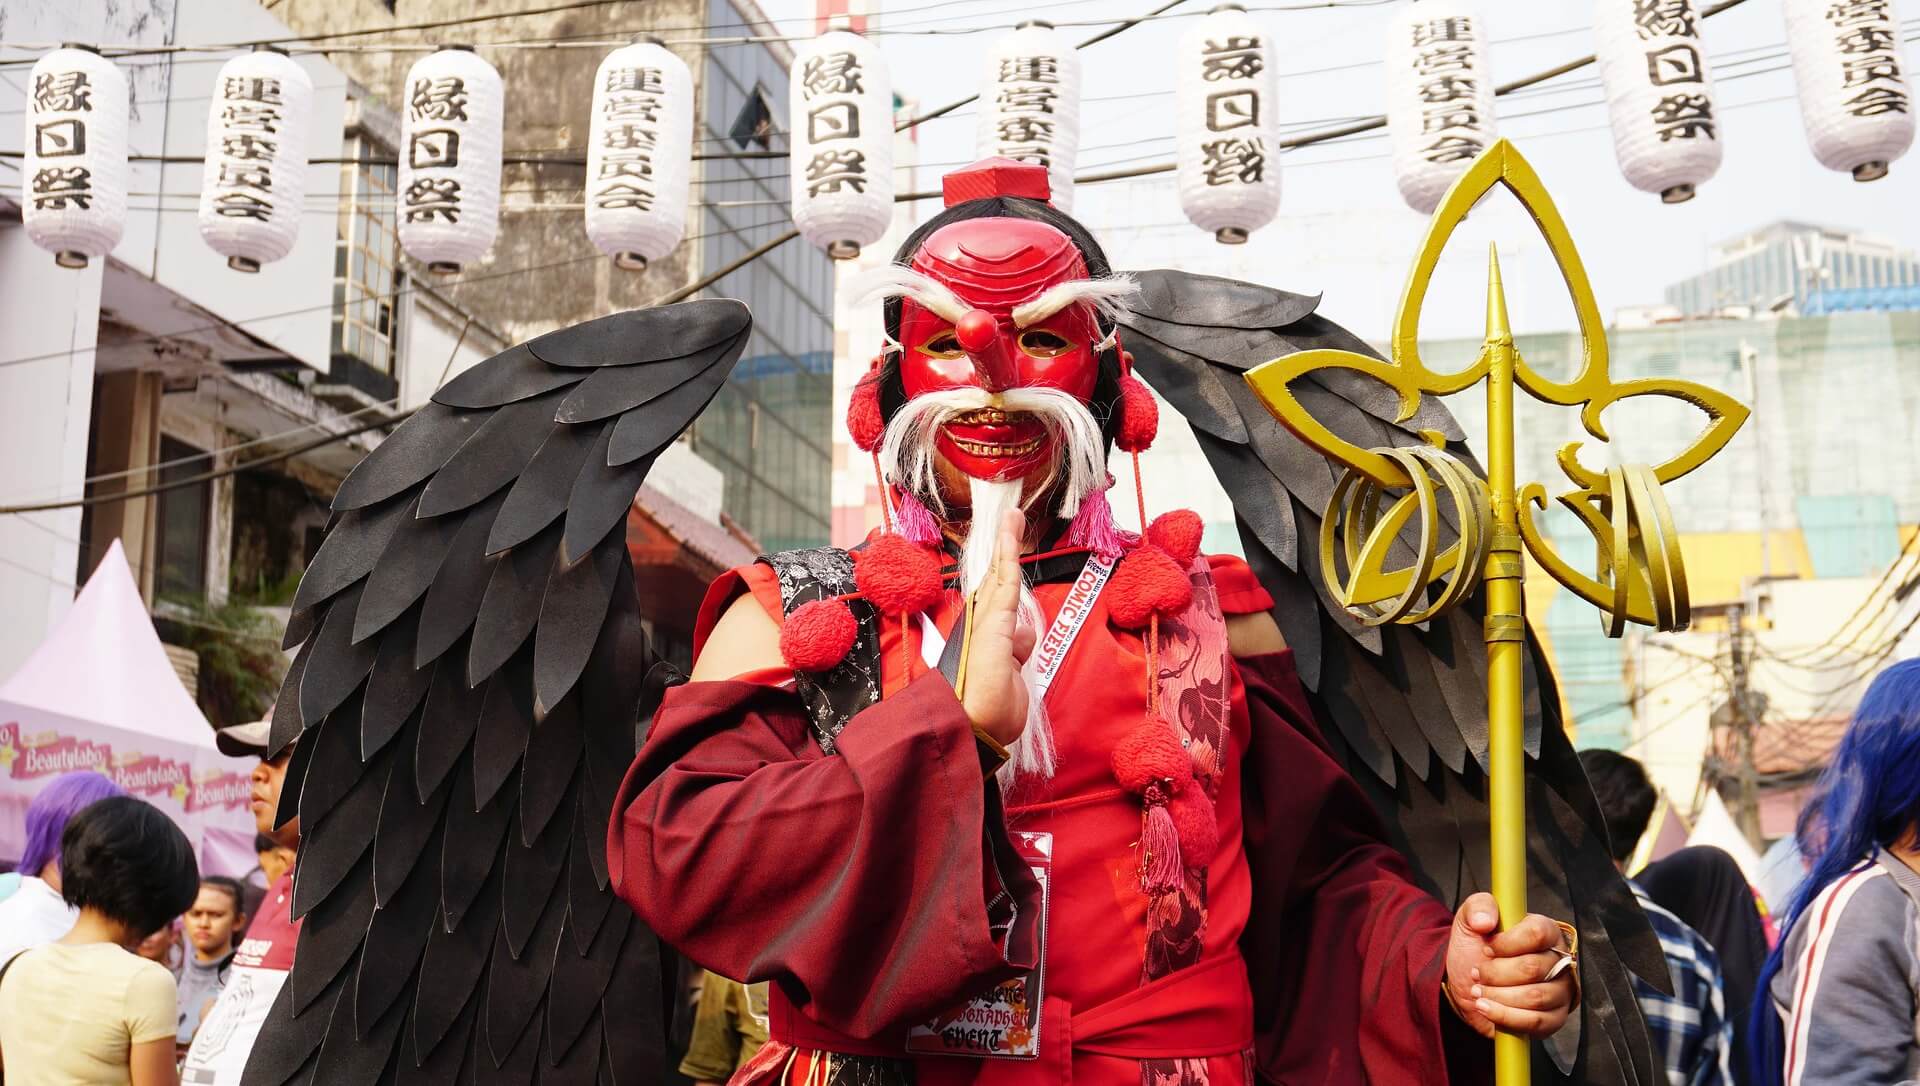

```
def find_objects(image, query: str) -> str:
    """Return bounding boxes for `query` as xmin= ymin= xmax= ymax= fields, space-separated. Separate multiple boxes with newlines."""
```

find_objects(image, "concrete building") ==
xmin=269 ymin=0 xmax=837 ymax=554
xmin=1664 ymin=220 xmax=1920 ymax=318
xmin=0 ymin=0 xmax=508 ymax=699
xmin=0 ymin=0 xmax=811 ymax=716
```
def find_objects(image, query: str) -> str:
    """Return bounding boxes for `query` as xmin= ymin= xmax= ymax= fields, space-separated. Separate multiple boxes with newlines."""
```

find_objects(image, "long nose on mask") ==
xmin=954 ymin=309 xmax=1018 ymax=393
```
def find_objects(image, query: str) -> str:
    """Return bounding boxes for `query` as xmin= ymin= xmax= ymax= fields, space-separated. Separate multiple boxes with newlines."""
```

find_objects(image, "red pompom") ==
xmin=846 ymin=371 xmax=885 ymax=453
xmin=780 ymin=599 xmax=858 ymax=672
xmin=1168 ymin=789 xmax=1218 ymax=866
xmin=1114 ymin=374 xmax=1159 ymax=453
xmin=1146 ymin=509 xmax=1204 ymax=568
xmin=854 ymin=534 xmax=946 ymax=615
xmin=1105 ymin=545 xmax=1193 ymax=629
xmin=1111 ymin=720 xmax=1194 ymax=796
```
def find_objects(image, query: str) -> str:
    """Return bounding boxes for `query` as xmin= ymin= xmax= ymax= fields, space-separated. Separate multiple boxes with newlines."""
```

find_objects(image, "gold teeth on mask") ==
xmin=949 ymin=407 xmax=1016 ymax=425
xmin=950 ymin=436 xmax=1043 ymax=457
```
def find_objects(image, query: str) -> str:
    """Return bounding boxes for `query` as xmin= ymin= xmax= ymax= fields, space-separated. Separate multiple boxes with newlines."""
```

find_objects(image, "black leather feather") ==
xmin=520 ymin=697 xmax=583 ymax=846
xmin=553 ymin=328 xmax=744 ymax=424
xmin=434 ymin=343 xmax=580 ymax=409
xmin=361 ymin=608 xmax=434 ymax=760
xmin=486 ymin=422 xmax=606 ymax=556
xmin=419 ymin=388 xmax=574 ymax=519
xmin=353 ymin=495 xmax=477 ymax=644
xmin=533 ymin=531 xmax=625 ymax=717
xmin=331 ymin=403 xmax=487 ymax=512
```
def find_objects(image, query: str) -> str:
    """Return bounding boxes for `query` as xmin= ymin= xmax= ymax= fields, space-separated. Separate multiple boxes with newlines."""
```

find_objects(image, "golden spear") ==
xmin=1244 ymin=139 xmax=1747 ymax=1085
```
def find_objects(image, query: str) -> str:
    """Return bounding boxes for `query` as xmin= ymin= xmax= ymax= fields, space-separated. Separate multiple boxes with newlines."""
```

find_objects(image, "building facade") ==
xmin=270 ymin=0 xmax=837 ymax=554
xmin=0 ymin=0 xmax=824 ymax=718
xmin=1664 ymin=220 xmax=1920 ymax=318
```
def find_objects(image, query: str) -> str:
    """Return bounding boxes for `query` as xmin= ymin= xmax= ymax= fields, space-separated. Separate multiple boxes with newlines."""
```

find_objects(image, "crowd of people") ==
xmin=3 ymin=654 xmax=1919 ymax=1084
xmin=0 ymin=717 xmax=299 ymax=1086
xmin=1577 ymin=654 xmax=1920 ymax=1086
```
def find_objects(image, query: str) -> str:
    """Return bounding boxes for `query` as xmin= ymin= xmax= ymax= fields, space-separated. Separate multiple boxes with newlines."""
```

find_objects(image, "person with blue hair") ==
xmin=1752 ymin=657 xmax=1920 ymax=1086
xmin=0 ymin=769 xmax=127 ymax=961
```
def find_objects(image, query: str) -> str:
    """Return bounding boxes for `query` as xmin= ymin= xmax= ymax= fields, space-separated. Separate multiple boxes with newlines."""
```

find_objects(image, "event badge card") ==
xmin=907 ymin=831 xmax=1052 ymax=1060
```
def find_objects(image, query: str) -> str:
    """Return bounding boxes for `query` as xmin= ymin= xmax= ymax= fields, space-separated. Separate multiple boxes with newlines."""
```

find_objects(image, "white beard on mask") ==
xmin=878 ymin=385 xmax=1109 ymax=792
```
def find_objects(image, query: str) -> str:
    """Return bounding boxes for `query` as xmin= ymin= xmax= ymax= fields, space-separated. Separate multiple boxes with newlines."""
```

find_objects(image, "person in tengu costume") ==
xmin=242 ymin=160 xmax=1671 ymax=1086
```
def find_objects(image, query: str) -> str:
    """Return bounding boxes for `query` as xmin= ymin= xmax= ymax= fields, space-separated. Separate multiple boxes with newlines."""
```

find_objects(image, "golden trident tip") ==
xmin=1484 ymin=242 xmax=1512 ymax=348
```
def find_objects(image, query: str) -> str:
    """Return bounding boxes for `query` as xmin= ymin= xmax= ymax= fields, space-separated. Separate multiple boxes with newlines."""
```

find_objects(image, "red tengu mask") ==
xmin=896 ymin=215 xmax=1106 ymax=481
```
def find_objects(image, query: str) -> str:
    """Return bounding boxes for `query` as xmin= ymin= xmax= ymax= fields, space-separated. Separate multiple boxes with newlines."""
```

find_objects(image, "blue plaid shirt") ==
xmin=1631 ymin=881 xmax=1733 ymax=1086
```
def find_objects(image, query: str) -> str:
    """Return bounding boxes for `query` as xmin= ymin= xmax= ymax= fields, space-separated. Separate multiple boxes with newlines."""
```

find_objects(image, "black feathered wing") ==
xmin=243 ymin=300 xmax=751 ymax=1086
xmin=1119 ymin=270 xmax=1667 ymax=1086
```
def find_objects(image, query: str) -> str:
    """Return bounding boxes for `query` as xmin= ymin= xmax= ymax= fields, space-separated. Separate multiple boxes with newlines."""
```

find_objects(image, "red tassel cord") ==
xmin=1140 ymin=782 xmax=1184 ymax=896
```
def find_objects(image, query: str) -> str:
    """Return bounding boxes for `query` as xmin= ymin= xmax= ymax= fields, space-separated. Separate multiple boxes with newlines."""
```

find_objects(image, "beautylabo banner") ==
xmin=0 ymin=703 xmax=257 ymax=877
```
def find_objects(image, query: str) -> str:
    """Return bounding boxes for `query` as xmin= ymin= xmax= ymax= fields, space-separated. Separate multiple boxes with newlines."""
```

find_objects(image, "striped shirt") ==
xmin=1769 ymin=850 xmax=1920 ymax=1086
xmin=1631 ymin=881 xmax=1734 ymax=1086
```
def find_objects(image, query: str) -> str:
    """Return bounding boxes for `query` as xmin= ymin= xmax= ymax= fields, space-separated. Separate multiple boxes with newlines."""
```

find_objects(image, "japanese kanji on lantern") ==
xmin=1176 ymin=5 xmax=1281 ymax=243
xmin=586 ymin=39 xmax=693 ymax=271
xmin=1785 ymin=0 xmax=1914 ymax=181
xmin=789 ymin=27 xmax=894 ymax=259
xmin=397 ymin=46 xmax=504 ymax=275
xmin=21 ymin=45 xmax=128 ymax=269
xmin=197 ymin=46 xmax=314 ymax=272
xmin=1383 ymin=2 xmax=1496 ymax=215
xmin=976 ymin=21 xmax=1083 ymax=213
xmin=1594 ymin=0 xmax=1722 ymax=203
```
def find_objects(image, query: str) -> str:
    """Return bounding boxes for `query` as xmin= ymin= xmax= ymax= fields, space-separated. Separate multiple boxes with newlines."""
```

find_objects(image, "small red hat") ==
xmin=942 ymin=157 xmax=1052 ymax=208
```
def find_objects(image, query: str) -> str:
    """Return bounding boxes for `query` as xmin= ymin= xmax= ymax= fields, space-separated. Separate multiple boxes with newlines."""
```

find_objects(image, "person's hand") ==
xmin=1443 ymin=892 xmax=1577 ymax=1039
xmin=959 ymin=509 xmax=1036 ymax=748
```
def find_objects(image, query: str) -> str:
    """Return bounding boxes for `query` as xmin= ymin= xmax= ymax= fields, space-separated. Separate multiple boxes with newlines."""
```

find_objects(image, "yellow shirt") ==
xmin=678 ymin=972 xmax=770 ymax=1082
xmin=0 ymin=942 xmax=178 ymax=1086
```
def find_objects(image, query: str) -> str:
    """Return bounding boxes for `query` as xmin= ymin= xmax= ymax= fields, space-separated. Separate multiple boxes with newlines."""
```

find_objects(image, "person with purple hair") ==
xmin=0 ymin=769 xmax=125 ymax=961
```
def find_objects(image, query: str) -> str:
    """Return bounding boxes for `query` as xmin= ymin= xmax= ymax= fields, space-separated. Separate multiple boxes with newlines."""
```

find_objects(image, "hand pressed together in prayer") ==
xmin=1443 ymin=893 xmax=1578 ymax=1039
xmin=958 ymin=509 xmax=1036 ymax=749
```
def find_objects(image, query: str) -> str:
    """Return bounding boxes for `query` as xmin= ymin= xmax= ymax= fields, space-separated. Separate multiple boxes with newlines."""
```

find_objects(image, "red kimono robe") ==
xmin=609 ymin=552 xmax=1488 ymax=1085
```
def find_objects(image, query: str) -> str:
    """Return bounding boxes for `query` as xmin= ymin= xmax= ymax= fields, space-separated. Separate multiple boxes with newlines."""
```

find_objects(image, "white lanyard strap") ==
xmin=1029 ymin=552 xmax=1116 ymax=701
xmin=918 ymin=552 xmax=1116 ymax=700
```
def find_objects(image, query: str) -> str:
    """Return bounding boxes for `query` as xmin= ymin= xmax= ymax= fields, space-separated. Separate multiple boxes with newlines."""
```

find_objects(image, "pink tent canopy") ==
xmin=0 ymin=541 xmax=258 ymax=877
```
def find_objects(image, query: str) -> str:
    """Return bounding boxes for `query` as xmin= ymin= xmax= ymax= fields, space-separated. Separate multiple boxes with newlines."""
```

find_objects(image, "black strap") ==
xmin=0 ymin=949 xmax=24 ymax=995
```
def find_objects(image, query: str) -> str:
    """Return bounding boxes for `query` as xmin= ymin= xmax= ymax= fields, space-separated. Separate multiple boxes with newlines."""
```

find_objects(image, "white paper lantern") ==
xmin=197 ymin=47 xmax=313 ymax=272
xmin=1594 ymin=0 xmax=1722 ymax=203
xmin=975 ymin=22 xmax=1082 ymax=212
xmin=1176 ymin=5 xmax=1281 ymax=243
xmin=1785 ymin=0 xmax=1914 ymax=181
xmin=21 ymin=47 xmax=128 ymax=268
xmin=585 ymin=40 xmax=693 ymax=271
xmin=397 ymin=47 xmax=504 ymax=274
xmin=1383 ymin=2 xmax=1497 ymax=215
xmin=789 ymin=29 xmax=894 ymax=259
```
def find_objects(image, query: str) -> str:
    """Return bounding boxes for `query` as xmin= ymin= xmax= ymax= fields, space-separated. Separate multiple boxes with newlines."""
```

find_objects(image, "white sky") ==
xmin=753 ymin=0 xmax=1920 ymax=340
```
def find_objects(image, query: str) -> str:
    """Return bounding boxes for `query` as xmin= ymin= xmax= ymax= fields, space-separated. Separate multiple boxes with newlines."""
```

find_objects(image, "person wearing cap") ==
xmin=179 ymin=717 xmax=301 ymax=1086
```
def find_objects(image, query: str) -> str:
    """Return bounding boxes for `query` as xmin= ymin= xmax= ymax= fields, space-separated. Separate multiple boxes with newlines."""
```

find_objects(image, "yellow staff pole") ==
xmin=1480 ymin=245 xmax=1530 ymax=1086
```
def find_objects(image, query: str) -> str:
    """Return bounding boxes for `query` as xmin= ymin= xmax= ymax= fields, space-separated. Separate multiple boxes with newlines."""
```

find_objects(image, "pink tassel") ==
xmin=1065 ymin=487 xmax=1134 ymax=559
xmin=1142 ymin=799 xmax=1184 ymax=896
xmin=893 ymin=490 xmax=941 ymax=546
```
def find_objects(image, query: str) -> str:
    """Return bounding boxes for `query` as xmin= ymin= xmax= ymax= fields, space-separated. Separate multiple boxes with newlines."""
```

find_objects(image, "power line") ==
xmin=0 ymin=0 xmax=1771 ymax=379
xmin=0 ymin=0 xmax=1399 ymax=61
xmin=0 ymin=0 xmax=1772 ymax=512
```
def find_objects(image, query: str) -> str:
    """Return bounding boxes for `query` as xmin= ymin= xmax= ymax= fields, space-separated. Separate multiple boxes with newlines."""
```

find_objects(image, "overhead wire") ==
xmin=0 ymin=0 xmax=1772 ymax=511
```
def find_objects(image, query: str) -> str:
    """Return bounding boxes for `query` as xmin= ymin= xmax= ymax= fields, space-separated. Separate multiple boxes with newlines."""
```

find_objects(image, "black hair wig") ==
xmin=875 ymin=196 xmax=1126 ymax=442
xmin=1576 ymin=748 xmax=1658 ymax=864
xmin=59 ymin=795 xmax=202 ymax=938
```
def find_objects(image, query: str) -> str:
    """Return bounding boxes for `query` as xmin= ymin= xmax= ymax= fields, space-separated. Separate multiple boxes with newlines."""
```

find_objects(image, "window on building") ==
xmin=332 ymin=134 xmax=405 ymax=383
xmin=155 ymin=436 xmax=210 ymax=600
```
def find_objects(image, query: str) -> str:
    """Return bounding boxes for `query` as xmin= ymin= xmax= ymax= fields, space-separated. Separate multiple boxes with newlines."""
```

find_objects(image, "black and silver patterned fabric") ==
xmin=761 ymin=546 xmax=883 ymax=752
